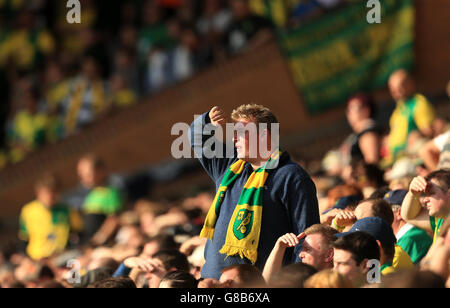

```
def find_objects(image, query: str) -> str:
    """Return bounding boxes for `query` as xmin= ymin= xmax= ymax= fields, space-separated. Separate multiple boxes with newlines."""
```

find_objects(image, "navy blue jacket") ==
xmin=190 ymin=112 xmax=319 ymax=279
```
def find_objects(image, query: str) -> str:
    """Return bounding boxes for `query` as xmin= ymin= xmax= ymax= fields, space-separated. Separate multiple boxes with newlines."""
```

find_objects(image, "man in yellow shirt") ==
xmin=8 ymin=88 xmax=49 ymax=163
xmin=387 ymin=69 xmax=435 ymax=164
xmin=19 ymin=173 xmax=82 ymax=260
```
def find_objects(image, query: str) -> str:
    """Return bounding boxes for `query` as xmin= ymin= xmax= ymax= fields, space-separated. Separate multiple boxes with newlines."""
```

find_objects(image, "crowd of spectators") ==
xmin=0 ymin=67 xmax=448 ymax=289
xmin=0 ymin=0 xmax=352 ymax=168
xmin=0 ymin=1 xmax=449 ymax=289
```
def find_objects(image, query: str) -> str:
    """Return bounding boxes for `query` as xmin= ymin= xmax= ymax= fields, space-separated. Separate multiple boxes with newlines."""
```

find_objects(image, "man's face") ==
xmin=77 ymin=160 xmax=96 ymax=188
xmin=346 ymin=99 xmax=368 ymax=127
xmin=233 ymin=119 xmax=258 ymax=161
xmin=333 ymin=249 xmax=365 ymax=282
xmin=299 ymin=233 xmax=332 ymax=270
xmin=388 ymin=72 xmax=414 ymax=102
xmin=423 ymin=180 xmax=450 ymax=218
xmin=36 ymin=187 xmax=58 ymax=208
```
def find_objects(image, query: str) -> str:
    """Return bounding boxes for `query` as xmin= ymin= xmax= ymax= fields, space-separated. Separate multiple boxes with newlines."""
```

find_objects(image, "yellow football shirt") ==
xmin=19 ymin=200 xmax=82 ymax=260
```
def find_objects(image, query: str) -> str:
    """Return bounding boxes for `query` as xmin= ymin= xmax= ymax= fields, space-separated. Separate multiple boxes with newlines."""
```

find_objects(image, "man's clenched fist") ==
xmin=209 ymin=106 xmax=226 ymax=127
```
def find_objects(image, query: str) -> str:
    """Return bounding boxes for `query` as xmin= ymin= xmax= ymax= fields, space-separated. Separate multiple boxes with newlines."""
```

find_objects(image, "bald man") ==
xmin=386 ymin=69 xmax=435 ymax=164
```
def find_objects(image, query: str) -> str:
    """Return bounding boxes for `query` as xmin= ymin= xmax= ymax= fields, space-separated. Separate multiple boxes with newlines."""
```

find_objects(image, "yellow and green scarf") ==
xmin=200 ymin=150 xmax=282 ymax=264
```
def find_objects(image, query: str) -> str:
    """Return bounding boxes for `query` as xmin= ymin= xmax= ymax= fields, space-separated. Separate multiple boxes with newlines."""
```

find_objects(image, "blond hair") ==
xmin=231 ymin=104 xmax=278 ymax=130
xmin=304 ymin=269 xmax=353 ymax=288
xmin=304 ymin=224 xmax=339 ymax=249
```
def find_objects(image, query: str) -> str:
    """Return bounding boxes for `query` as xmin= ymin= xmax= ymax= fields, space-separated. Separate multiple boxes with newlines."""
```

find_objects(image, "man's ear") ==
xmin=324 ymin=248 xmax=334 ymax=263
xmin=394 ymin=207 xmax=402 ymax=222
xmin=360 ymin=258 xmax=369 ymax=274
xmin=376 ymin=240 xmax=382 ymax=250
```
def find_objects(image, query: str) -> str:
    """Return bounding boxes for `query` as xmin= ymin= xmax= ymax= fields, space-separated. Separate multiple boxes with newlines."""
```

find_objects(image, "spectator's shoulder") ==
xmin=273 ymin=159 xmax=311 ymax=184
xmin=20 ymin=200 xmax=42 ymax=215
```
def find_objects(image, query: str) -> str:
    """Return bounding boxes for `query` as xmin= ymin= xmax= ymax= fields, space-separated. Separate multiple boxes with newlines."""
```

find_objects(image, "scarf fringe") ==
xmin=219 ymin=244 xmax=258 ymax=264
xmin=200 ymin=227 xmax=215 ymax=240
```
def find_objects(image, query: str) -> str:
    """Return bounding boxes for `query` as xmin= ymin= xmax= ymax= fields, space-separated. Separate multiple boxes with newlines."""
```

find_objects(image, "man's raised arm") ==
xmin=401 ymin=176 xmax=433 ymax=233
xmin=189 ymin=106 xmax=236 ymax=182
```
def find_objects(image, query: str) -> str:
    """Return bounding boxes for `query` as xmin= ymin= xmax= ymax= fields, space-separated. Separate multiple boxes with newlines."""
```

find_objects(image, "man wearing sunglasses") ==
xmin=401 ymin=170 xmax=450 ymax=243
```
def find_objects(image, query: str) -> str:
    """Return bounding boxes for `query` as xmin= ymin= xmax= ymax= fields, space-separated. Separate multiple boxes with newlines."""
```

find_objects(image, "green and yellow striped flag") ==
xmin=200 ymin=151 xmax=282 ymax=264
xmin=278 ymin=0 xmax=415 ymax=114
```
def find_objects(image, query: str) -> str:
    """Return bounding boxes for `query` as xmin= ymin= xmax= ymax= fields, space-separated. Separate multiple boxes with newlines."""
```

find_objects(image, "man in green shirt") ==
xmin=386 ymin=189 xmax=432 ymax=264
xmin=81 ymin=155 xmax=122 ymax=245
xmin=401 ymin=170 xmax=450 ymax=244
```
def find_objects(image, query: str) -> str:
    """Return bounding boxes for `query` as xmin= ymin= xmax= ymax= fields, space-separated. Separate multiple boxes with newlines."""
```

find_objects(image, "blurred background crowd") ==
xmin=0 ymin=0 xmax=449 ymax=289
xmin=0 ymin=0 xmax=355 ymax=167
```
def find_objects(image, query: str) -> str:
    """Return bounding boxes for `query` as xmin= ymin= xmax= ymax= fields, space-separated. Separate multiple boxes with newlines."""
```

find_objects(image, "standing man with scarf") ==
xmin=190 ymin=104 xmax=319 ymax=279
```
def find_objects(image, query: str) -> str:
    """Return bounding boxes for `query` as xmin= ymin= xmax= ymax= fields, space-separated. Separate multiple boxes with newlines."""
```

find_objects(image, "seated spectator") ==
xmin=342 ymin=93 xmax=381 ymax=165
xmin=419 ymin=130 xmax=450 ymax=171
xmin=401 ymin=170 xmax=450 ymax=243
xmin=223 ymin=0 xmax=274 ymax=55
xmin=0 ymin=9 xmax=55 ymax=71
xmin=197 ymin=264 xmax=267 ymax=288
xmin=141 ymin=234 xmax=179 ymax=258
xmin=219 ymin=264 xmax=266 ymax=288
xmin=18 ymin=173 xmax=82 ymax=260
xmin=322 ymin=195 xmax=362 ymax=226
xmin=331 ymin=198 xmax=393 ymax=232
xmin=138 ymin=0 xmax=175 ymax=66
xmin=386 ymin=69 xmax=436 ymax=165
xmin=42 ymin=60 xmax=70 ymax=143
xmin=62 ymin=55 xmax=110 ymax=136
xmin=159 ymin=270 xmax=198 ymax=288
xmin=337 ymin=217 xmax=414 ymax=275
xmin=321 ymin=184 xmax=363 ymax=217
xmin=354 ymin=199 xmax=394 ymax=225
xmin=120 ymin=250 xmax=190 ymax=288
xmin=384 ymin=157 xmax=417 ymax=191
xmin=109 ymin=73 xmax=137 ymax=109
xmin=80 ymin=156 xmax=123 ymax=245
xmin=180 ymin=235 xmax=207 ymax=279
xmin=87 ymin=257 xmax=120 ymax=274
xmin=269 ymin=262 xmax=317 ymax=288
xmin=263 ymin=224 xmax=338 ymax=284
xmin=88 ymin=277 xmax=137 ymax=288
xmin=167 ymin=25 xmax=213 ymax=84
xmin=111 ymin=47 xmax=139 ymax=94
xmin=146 ymin=46 xmax=172 ymax=94
xmin=332 ymin=231 xmax=380 ymax=287
xmin=386 ymin=190 xmax=432 ymax=264
xmin=350 ymin=160 xmax=387 ymax=198
xmin=304 ymin=269 xmax=353 ymax=288
xmin=7 ymin=87 xmax=49 ymax=163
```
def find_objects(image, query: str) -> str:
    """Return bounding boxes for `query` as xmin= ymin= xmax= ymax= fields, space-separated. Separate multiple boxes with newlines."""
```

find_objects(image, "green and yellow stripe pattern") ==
xmin=200 ymin=150 xmax=282 ymax=264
